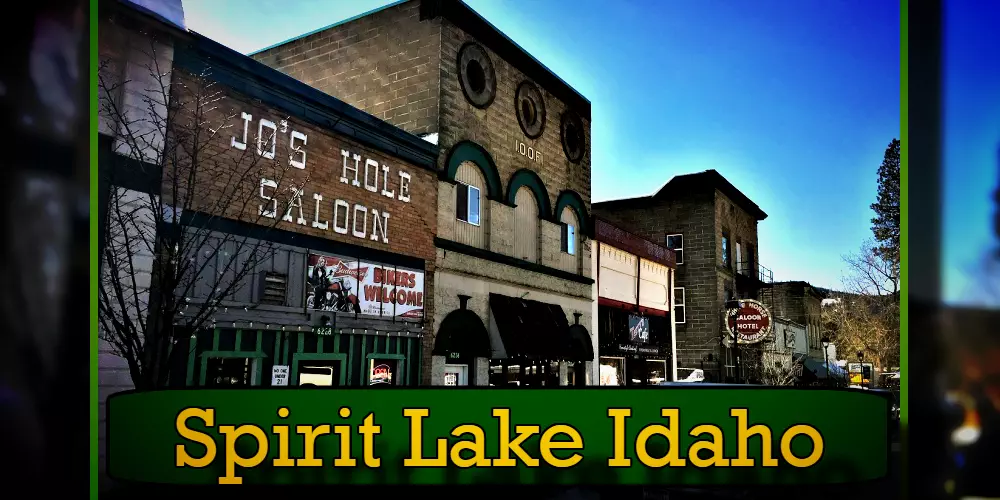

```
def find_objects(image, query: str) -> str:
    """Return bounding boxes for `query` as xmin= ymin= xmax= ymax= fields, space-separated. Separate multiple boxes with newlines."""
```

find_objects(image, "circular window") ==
xmin=457 ymin=42 xmax=496 ymax=109
xmin=560 ymin=111 xmax=585 ymax=163
xmin=515 ymin=81 xmax=546 ymax=139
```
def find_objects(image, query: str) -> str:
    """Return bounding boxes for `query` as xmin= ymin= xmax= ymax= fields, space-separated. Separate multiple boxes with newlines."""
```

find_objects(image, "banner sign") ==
xmin=306 ymin=253 xmax=424 ymax=321
xmin=724 ymin=299 xmax=772 ymax=344
xmin=107 ymin=388 xmax=889 ymax=486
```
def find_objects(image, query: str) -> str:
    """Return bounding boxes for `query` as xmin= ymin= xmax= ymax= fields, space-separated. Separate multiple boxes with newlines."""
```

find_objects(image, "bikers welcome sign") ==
xmin=306 ymin=253 xmax=424 ymax=320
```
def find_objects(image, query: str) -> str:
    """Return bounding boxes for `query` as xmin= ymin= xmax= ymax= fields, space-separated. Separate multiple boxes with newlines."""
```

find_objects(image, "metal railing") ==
xmin=734 ymin=262 xmax=773 ymax=284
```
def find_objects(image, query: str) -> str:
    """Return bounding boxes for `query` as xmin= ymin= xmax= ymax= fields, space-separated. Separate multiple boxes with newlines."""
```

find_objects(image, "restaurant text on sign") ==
xmin=234 ymin=112 xmax=413 ymax=247
xmin=724 ymin=299 xmax=772 ymax=345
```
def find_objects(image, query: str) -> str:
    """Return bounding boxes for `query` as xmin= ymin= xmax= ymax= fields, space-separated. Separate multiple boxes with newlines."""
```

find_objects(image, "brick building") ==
xmin=99 ymin=0 xmax=440 ymax=397
xmin=252 ymin=0 xmax=596 ymax=386
xmin=592 ymin=169 xmax=770 ymax=382
xmin=772 ymin=281 xmax=827 ymax=361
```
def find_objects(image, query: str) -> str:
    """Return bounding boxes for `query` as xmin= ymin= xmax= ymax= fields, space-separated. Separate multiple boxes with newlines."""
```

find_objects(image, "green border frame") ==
xmin=90 ymin=0 xmax=99 ymax=496
xmin=365 ymin=353 xmax=406 ymax=385
xmin=290 ymin=352 xmax=348 ymax=386
xmin=898 ymin=0 xmax=909 ymax=495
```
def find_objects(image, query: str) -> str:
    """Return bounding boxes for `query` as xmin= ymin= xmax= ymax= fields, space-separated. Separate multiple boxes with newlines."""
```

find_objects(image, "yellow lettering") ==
xmin=175 ymin=408 xmax=217 ymax=468
xmin=493 ymin=408 xmax=539 ymax=467
xmin=539 ymin=424 xmax=584 ymax=468
xmin=295 ymin=424 xmax=330 ymax=467
xmin=608 ymin=408 xmax=631 ymax=467
xmin=635 ymin=408 xmax=686 ymax=467
xmin=780 ymin=425 xmax=824 ymax=467
xmin=359 ymin=413 xmax=381 ymax=467
xmin=731 ymin=409 xmax=778 ymax=467
xmin=272 ymin=407 xmax=294 ymax=467
xmin=403 ymin=408 xmax=447 ymax=466
xmin=218 ymin=424 xmax=268 ymax=485
xmin=688 ymin=424 xmax=730 ymax=467
xmin=333 ymin=406 xmax=356 ymax=467
xmin=449 ymin=424 xmax=491 ymax=467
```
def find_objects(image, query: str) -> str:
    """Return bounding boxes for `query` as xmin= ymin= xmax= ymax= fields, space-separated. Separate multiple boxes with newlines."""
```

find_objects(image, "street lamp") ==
xmin=821 ymin=337 xmax=831 ymax=386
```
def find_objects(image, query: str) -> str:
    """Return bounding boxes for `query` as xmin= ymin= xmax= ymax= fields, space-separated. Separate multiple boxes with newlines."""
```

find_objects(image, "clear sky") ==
xmin=941 ymin=1 xmax=1000 ymax=306
xmin=183 ymin=0 xmax=900 ymax=291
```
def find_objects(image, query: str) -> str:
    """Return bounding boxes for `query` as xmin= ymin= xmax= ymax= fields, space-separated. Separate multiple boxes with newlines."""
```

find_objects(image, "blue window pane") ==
xmin=468 ymin=186 xmax=481 ymax=226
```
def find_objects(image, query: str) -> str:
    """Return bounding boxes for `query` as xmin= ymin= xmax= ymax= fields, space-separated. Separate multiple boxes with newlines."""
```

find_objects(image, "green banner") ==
xmin=106 ymin=388 xmax=888 ymax=485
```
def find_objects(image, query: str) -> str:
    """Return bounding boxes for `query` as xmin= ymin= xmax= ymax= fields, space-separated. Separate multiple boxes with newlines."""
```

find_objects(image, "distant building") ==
xmin=771 ymin=281 xmax=827 ymax=360
xmin=593 ymin=169 xmax=771 ymax=383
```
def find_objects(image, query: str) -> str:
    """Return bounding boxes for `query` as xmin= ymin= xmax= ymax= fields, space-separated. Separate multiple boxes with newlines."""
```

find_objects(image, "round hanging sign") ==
xmin=724 ymin=299 xmax=772 ymax=344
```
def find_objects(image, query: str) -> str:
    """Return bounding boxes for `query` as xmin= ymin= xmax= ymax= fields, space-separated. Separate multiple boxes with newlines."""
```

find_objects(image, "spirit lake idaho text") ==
xmin=174 ymin=407 xmax=825 ymax=484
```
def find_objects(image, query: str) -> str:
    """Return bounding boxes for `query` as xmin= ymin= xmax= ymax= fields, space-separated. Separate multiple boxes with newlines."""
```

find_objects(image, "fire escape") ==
xmin=725 ymin=260 xmax=774 ymax=383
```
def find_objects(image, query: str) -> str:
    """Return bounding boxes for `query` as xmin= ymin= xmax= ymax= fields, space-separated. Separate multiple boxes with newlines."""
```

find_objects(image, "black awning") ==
xmin=433 ymin=308 xmax=492 ymax=358
xmin=489 ymin=293 xmax=591 ymax=362
xmin=568 ymin=324 xmax=595 ymax=362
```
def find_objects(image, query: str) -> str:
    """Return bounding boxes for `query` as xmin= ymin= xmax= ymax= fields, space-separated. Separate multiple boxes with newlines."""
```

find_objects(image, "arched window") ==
xmin=513 ymin=186 xmax=540 ymax=262
xmin=455 ymin=161 xmax=488 ymax=249
xmin=559 ymin=206 xmax=580 ymax=273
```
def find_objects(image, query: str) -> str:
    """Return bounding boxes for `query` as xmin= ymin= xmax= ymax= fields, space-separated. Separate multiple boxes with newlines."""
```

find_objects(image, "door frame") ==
xmin=443 ymin=363 xmax=470 ymax=386
xmin=291 ymin=352 xmax=348 ymax=386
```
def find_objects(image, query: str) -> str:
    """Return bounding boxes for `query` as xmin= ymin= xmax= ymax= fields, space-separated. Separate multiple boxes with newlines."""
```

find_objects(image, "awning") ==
xmin=802 ymin=357 xmax=846 ymax=379
xmin=488 ymin=293 xmax=592 ymax=362
xmin=432 ymin=308 xmax=492 ymax=358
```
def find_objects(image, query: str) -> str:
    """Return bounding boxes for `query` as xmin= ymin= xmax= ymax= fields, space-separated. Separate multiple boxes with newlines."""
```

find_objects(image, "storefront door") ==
xmin=443 ymin=364 xmax=468 ymax=386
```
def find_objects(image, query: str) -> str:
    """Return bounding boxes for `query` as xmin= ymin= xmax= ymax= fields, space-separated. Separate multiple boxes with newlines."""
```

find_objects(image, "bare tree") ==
xmin=827 ymin=239 xmax=900 ymax=376
xmin=98 ymin=37 xmax=304 ymax=390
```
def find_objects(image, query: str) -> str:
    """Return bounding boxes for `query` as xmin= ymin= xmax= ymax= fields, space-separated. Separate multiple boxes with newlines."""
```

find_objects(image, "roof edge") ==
xmin=426 ymin=0 xmax=591 ymax=117
xmin=248 ymin=0 xmax=411 ymax=56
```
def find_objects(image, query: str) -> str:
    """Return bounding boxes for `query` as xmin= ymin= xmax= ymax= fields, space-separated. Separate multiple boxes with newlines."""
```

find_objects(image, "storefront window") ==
xmin=368 ymin=358 xmax=398 ymax=386
xmin=206 ymin=357 xmax=252 ymax=387
xmin=489 ymin=360 xmax=563 ymax=387
xmin=646 ymin=359 xmax=668 ymax=384
xmin=600 ymin=356 xmax=625 ymax=386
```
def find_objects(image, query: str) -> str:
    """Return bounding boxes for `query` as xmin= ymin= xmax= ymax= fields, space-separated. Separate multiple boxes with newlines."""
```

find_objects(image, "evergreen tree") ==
xmin=871 ymin=139 xmax=901 ymax=265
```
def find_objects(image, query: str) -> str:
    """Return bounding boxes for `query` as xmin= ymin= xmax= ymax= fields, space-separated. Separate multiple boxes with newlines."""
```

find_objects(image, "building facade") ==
xmin=97 ymin=0 xmax=185 ymax=483
xmin=771 ymin=281 xmax=826 ymax=361
xmin=592 ymin=169 xmax=770 ymax=383
xmin=99 ymin=0 xmax=441 ymax=397
xmin=593 ymin=218 xmax=677 ymax=386
xmin=252 ymin=0 xmax=596 ymax=386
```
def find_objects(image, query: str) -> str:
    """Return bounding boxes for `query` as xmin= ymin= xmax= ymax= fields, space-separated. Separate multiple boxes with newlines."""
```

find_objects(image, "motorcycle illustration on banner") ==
xmin=306 ymin=254 xmax=362 ymax=314
xmin=306 ymin=253 xmax=426 ymax=320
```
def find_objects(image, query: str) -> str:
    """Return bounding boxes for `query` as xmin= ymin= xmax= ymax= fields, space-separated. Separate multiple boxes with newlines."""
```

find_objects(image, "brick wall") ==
xmin=772 ymin=282 xmax=824 ymax=358
xmin=171 ymin=69 xmax=438 ymax=261
xmin=593 ymin=187 xmax=764 ymax=372
xmin=437 ymin=19 xmax=591 ymax=215
xmin=167 ymin=69 xmax=439 ymax=333
xmin=251 ymin=1 xmax=441 ymax=136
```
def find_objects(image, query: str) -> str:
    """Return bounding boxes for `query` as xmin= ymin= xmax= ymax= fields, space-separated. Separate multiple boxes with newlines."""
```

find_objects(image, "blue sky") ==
xmin=183 ymin=0 xmax=900 ymax=291
xmin=941 ymin=1 xmax=1000 ymax=306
